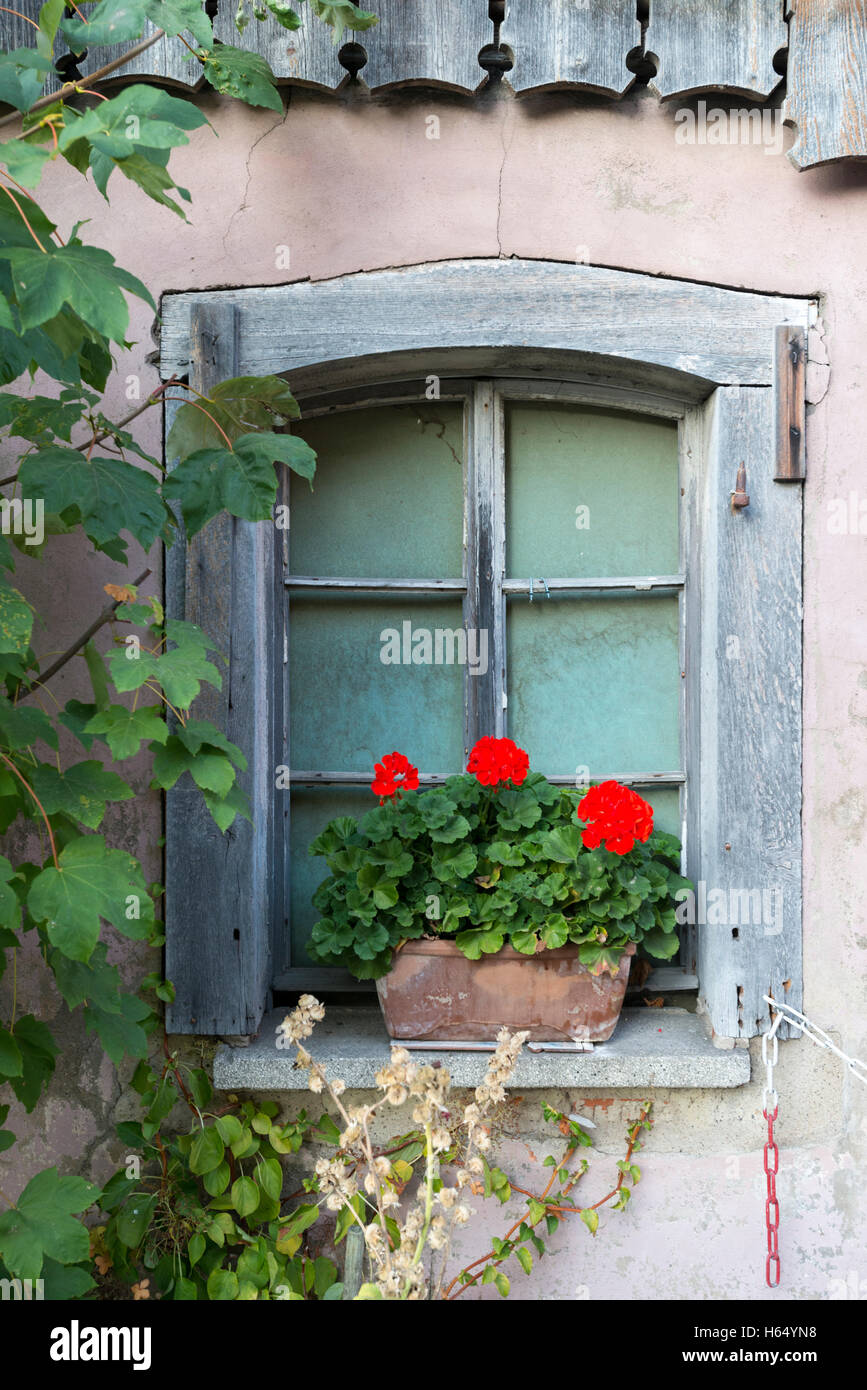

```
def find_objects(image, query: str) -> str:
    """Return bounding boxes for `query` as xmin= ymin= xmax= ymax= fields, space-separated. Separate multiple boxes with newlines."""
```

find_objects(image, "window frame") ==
xmin=161 ymin=260 xmax=810 ymax=1040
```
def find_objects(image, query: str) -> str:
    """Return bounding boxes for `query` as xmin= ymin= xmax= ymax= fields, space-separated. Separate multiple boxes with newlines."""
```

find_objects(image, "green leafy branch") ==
xmin=443 ymin=1102 xmax=654 ymax=1299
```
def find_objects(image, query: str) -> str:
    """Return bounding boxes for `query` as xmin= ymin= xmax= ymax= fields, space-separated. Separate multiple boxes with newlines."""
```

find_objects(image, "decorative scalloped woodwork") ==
xmin=350 ymin=0 xmax=488 ymax=92
xmin=784 ymin=0 xmax=867 ymax=169
xmin=648 ymin=0 xmax=787 ymax=100
xmin=212 ymin=3 xmax=341 ymax=89
xmin=501 ymin=0 xmax=640 ymax=96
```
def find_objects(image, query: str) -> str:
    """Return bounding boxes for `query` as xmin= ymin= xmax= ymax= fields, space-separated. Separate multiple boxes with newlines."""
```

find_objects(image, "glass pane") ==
xmin=289 ymin=596 xmax=468 ymax=772
xmin=506 ymin=402 xmax=679 ymax=578
xmin=290 ymin=786 xmax=374 ymax=965
xmin=289 ymin=402 xmax=465 ymax=578
xmin=507 ymin=594 xmax=680 ymax=775
xmin=641 ymin=786 xmax=682 ymax=840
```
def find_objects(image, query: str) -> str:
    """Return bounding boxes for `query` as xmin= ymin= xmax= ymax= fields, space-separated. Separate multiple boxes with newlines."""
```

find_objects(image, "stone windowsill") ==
xmin=213 ymin=1007 xmax=751 ymax=1091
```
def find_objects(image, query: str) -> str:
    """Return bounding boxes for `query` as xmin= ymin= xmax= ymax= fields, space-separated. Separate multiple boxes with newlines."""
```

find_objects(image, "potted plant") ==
xmin=307 ymin=738 xmax=693 ymax=1042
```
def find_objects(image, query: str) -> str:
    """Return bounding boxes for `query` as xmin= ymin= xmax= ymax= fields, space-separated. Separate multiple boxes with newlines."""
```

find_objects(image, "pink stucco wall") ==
xmin=3 ymin=81 xmax=867 ymax=1300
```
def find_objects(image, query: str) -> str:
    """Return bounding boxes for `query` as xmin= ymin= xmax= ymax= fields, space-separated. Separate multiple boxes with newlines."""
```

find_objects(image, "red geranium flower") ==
xmin=371 ymin=751 xmax=419 ymax=802
xmin=467 ymin=736 xmax=530 ymax=788
xmin=577 ymin=780 xmax=654 ymax=855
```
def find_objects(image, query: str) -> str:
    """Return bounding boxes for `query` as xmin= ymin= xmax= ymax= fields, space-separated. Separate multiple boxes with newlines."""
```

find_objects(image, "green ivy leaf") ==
xmin=167 ymin=375 xmax=301 ymax=458
xmin=264 ymin=0 xmax=301 ymax=30
xmin=151 ymin=736 xmax=237 ymax=797
xmin=580 ymin=1207 xmax=599 ymax=1236
xmin=0 ymin=49 xmax=54 ymax=112
xmin=165 ymin=431 xmax=316 ymax=537
xmin=0 ymin=138 xmax=52 ymax=190
xmin=61 ymin=0 xmax=148 ymax=49
xmin=310 ymin=0 xmax=377 ymax=44
xmin=18 ymin=448 xmax=170 ymax=553
xmin=107 ymin=618 xmax=222 ymax=711
xmin=5 ymin=1015 xmax=58 ymax=1112
xmin=27 ymin=835 xmax=154 ymax=962
xmin=202 ymin=45 xmax=282 ymax=111
xmin=0 ymin=1167 xmax=99 ymax=1280
xmin=202 ymin=783 xmax=252 ymax=833
xmin=83 ymin=704 xmax=167 ymax=759
xmin=0 ymin=241 xmax=154 ymax=343
xmin=0 ymin=700 xmax=57 ymax=751
xmin=0 ymin=581 xmax=33 ymax=654
xmin=29 ymin=760 xmax=134 ymax=829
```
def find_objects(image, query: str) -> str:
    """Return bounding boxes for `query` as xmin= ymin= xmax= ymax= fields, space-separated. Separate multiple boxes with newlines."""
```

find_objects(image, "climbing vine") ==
xmin=0 ymin=0 xmax=375 ymax=1296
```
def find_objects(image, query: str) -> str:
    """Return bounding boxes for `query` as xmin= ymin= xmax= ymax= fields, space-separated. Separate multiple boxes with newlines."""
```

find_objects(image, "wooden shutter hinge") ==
xmin=774 ymin=324 xmax=806 ymax=482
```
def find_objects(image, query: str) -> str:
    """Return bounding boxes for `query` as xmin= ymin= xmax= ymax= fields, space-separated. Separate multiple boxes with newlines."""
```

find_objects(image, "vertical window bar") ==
xmin=465 ymin=381 xmax=506 ymax=750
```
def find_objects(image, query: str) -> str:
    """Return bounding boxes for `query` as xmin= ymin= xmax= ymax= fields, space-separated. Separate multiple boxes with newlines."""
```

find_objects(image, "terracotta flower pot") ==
xmin=375 ymin=937 xmax=636 ymax=1043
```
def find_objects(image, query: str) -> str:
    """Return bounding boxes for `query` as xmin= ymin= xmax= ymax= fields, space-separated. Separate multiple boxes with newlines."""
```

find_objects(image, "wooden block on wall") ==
xmin=774 ymin=324 xmax=807 ymax=481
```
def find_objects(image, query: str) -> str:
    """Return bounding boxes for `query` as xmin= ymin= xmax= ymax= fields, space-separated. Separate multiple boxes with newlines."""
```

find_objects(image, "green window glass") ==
xmin=283 ymin=383 xmax=685 ymax=974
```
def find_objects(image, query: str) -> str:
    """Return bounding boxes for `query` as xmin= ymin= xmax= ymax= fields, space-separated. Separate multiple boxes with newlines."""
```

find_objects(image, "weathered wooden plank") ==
xmin=160 ymin=261 xmax=812 ymax=389
xmin=288 ymin=770 xmax=685 ymax=785
xmin=502 ymin=575 xmax=684 ymax=592
xmin=43 ymin=10 xmax=200 ymax=93
xmin=696 ymin=386 xmax=802 ymax=1040
xmin=213 ymin=3 xmax=340 ymax=89
xmin=648 ymin=0 xmax=786 ymax=100
xmin=500 ymin=0 xmax=639 ymax=96
xmin=286 ymin=576 xmax=467 ymax=591
xmin=784 ymin=0 xmax=867 ymax=168
xmin=165 ymin=301 xmax=276 ymax=1035
xmin=353 ymin=0 xmax=487 ymax=91
xmin=774 ymin=324 xmax=806 ymax=480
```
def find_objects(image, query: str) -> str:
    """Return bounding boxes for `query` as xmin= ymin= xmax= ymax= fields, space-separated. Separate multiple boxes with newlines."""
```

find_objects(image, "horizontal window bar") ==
xmin=286 ymin=576 xmax=467 ymax=593
xmin=289 ymin=771 xmax=686 ymax=786
xmin=503 ymin=576 xmax=685 ymax=594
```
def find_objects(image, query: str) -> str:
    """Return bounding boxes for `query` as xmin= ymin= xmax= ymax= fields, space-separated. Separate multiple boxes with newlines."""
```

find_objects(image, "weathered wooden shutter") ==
xmin=165 ymin=302 xmax=279 ymax=1035
xmin=692 ymin=381 xmax=803 ymax=1040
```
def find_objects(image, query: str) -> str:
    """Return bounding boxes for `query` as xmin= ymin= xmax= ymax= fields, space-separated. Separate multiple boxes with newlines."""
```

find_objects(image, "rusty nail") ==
xmin=731 ymin=462 xmax=750 ymax=510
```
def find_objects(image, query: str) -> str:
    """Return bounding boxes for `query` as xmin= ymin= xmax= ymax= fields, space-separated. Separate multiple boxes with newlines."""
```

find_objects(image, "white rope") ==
xmin=763 ymin=995 xmax=867 ymax=1087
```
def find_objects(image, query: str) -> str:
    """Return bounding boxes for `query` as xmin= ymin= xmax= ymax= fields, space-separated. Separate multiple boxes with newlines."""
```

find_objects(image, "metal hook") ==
xmin=731 ymin=462 xmax=750 ymax=510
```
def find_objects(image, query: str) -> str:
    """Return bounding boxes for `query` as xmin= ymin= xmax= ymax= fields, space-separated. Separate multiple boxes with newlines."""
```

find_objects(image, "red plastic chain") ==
xmin=763 ymin=1104 xmax=780 ymax=1287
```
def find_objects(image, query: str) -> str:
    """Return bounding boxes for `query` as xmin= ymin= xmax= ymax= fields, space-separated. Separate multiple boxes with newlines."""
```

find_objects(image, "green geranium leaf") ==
xmin=641 ymin=927 xmax=681 ymax=960
xmin=455 ymin=926 xmax=504 ymax=960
